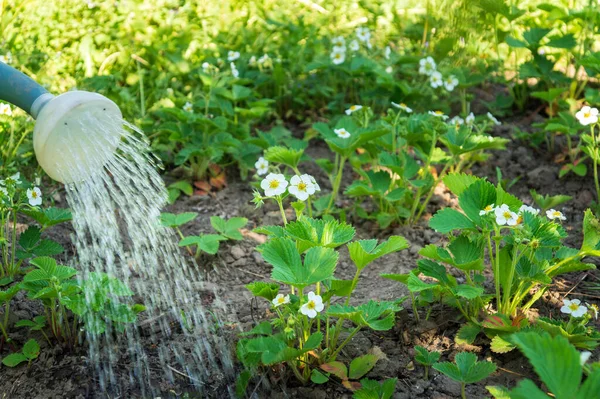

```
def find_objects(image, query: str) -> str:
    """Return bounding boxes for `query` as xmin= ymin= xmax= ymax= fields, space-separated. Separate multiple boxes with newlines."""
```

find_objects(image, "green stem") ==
xmin=591 ymin=124 xmax=600 ymax=202
xmin=325 ymin=156 xmax=347 ymax=214
xmin=345 ymin=269 xmax=361 ymax=306
xmin=461 ymin=382 xmax=466 ymax=399
xmin=493 ymin=229 xmax=501 ymax=312
xmin=330 ymin=326 xmax=361 ymax=361
xmin=277 ymin=196 xmax=288 ymax=225
xmin=424 ymin=366 xmax=429 ymax=380
xmin=413 ymin=160 xmax=452 ymax=223
xmin=410 ymin=291 xmax=420 ymax=323
xmin=10 ymin=208 xmax=17 ymax=276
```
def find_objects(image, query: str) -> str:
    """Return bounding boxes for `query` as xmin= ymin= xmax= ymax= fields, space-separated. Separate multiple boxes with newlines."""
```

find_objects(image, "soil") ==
xmin=0 ymin=114 xmax=599 ymax=399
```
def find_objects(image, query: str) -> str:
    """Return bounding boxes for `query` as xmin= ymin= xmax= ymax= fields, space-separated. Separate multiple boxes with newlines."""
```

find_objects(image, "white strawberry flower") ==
xmin=487 ymin=112 xmax=501 ymax=126
xmin=248 ymin=55 xmax=257 ymax=66
xmin=260 ymin=173 xmax=288 ymax=197
xmin=580 ymin=351 xmax=592 ymax=366
xmin=0 ymin=186 xmax=8 ymax=198
xmin=418 ymin=56 xmax=436 ymax=75
xmin=255 ymin=157 xmax=269 ymax=176
xmin=479 ymin=204 xmax=495 ymax=216
xmin=227 ymin=50 xmax=240 ymax=62
xmin=519 ymin=205 xmax=540 ymax=215
xmin=384 ymin=46 xmax=391 ymax=60
xmin=430 ymin=71 xmax=443 ymax=88
xmin=332 ymin=36 xmax=346 ymax=48
xmin=444 ymin=75 xmax=458 ymax=91
xmin=289 ymin=174 xmax=317 ymax=201
xmin=27 ymin=187 xmax=42 ymax=206
xmin=349 ymin=40 xmax=360 ymax=52
xmin=202 ymin=62 xmax=210 ymax=73
xmin=258 ymin=54 xmax=271 ymax=67
xmin=428 ymin=110 xmax=448 ymax=120
xmin=546 ymin=209 xmax=566 ymax=221
xmin=392 ymin=102 xmax=412 ymax=113
xmin=331 ymin=50 xmax=346 ymax=65
xmin=345 ymin=105 xmax=363 ymax=115
xmin=334 ymin=128 xmax=351 ymax=139
xmin=561 ymin=298 xmax=588 ymax=318
xmin=356 ymin=27 xmax=371 ymax=42
xmin=0 ymin=103 xmax=12 ymax=116
xmin=450 ymin=116 xmax=464 ymax=129
xmin=495 ymin=204 xmax=518 ymax=226
xmin=183 ymin=102 xmax=193 ymax=113
xmin=1 ymin=172 xmax=21 ymax=186
xmin=465 ymin=112 xmax=475 ymax=125
xmin=576 ymin=106 xmax=599 ymax=126
xmin=272 ymin=294 xmax=290 ymax=307
xmin=386 ymin=66 xmax=393 ymax=74
xmin=300 ymin=291 xmax=324 ymax=319
xmin=230 ymin=62 xmax=239 ymax=78
xmin=308 ymin=175 xmax=321 ymax=192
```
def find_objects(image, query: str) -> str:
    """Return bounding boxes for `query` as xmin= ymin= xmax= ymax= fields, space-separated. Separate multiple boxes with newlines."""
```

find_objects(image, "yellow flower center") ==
xmin=584 ymin=112 xmax=591 ymax=118
xmin=307 ymin=300 xmax=316 ymax=310
xmin=553 ymin=211 xmax=561 ymax=217
xmin=277 ymin=297 xmax=285 ymax=304
xmin=503 ymin=211 xmax=512 ymax=219
xmin=435 ymin=111 xmax=443 ymax=115
xmin=298 ymin=182 xmax=307 ymax=191
xmin=31 ymin=191 xmax=38 ymax=198
xmin=400 ymin=103 xmax=407 ymax=107
xmin=517 ymin=215 xmax=523 ymax=224
xmin=350 ymin=106 xmax=357 ymax=111
xmin=569 ymin=303 xmax=579 ymax=311
xmin=484 ymin=205 xmax=493 ymax=212
xmin=269 ymin=180 xmax=280 ymax=189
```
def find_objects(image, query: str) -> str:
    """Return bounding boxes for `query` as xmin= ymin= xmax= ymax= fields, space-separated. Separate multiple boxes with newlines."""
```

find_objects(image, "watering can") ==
xmin=0 ymin=61 xmax=123 ymax=183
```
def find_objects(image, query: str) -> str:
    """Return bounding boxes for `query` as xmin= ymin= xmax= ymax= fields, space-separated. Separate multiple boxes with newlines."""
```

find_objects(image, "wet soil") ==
xmin=0 ymin=115 xmax=599 ymax=398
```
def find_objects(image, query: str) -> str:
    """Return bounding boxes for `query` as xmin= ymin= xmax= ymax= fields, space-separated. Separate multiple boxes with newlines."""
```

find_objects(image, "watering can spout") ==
xmin=0 ymin=61 xmax=123 ymax=184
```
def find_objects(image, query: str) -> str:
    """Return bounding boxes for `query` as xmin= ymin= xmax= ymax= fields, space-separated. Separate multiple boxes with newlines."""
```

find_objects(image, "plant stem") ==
xmin=492 ymin=229 xmax=501 ymax=312
xmin=410 ymin=291 xmax=420 ymax=323
xmin=325 ymin=156 xmax=347 ymax=214
xmin=277 ymin=196 xmax=288 ymax=225
xmin=591 ymin=124 xmax=600 ymax=202
xmin=461 ymin=382 xmax=466 ymax=399
xmin=330 ymin=326 xmax=361 ymax=361
xmin=424 ymin=366 xmax=429 ymax=380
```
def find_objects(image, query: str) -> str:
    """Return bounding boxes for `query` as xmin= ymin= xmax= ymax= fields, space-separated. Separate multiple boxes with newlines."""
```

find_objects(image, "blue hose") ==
xmin=0 ymin=61 xmax=49 ymax=117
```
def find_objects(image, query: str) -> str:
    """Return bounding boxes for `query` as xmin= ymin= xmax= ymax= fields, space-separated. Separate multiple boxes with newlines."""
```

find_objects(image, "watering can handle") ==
xmin=0 ymin=61 xmax=52 ymax=118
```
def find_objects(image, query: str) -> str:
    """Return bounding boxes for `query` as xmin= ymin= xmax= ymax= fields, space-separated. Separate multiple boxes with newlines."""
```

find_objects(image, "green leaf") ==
xmin=458 ymin=179 xmax=497 ymax=224
xmin=429 ymin=208 xmax=475 ymax=233
xmin=245 ymin=282 xmax=279 ymax=301
xmin=349 ymin=354 xmax=379 ymax=380
xmin=168 ymin=181 xmax=193 ymax=196
xmin=443 ymin=173 xmax=481 ymax=196
xmin=239 ymin=321 xmax=272 ymax=337
xmin=433 ymin=352 xmax=496 ymax=384
xmin=453 ymin=284 xmax=484 ymax=299
xmin=509 ymin=379 xmax=554 ymax=399
xmin=505 ymin=36 xmax=528 ymax=48
xmin=179 ymin=234 xmax=227 ymax=255
xmin=321 ymin=361 xmax=348 ymax=380
xmin=311 ymin=369 xmax=329 ymax=384
xmin=21 ymin=207 xmax=72 ymax=229
xmin=285 ymin=217 xmax=355 ymax=252
xmin=160 ymin=212 xmax=197 ymax=227
xmin=264 ymin=146 xmax=303 ymax=169
xmin=22 ymin=339 xmax=40 ymax=360
xmin=2 ymin=353 xmax=28 ymax=367
xmin=510 ymin=332 xmax=581 ymax=398
xmin=486 ymin=385 xmax=512 ymax=399
xmin=348 ymin=236 xmax=409 ymax=271
xmin=328 ymin=300 xmax=403 ymax=331
xmin=19 ymin=226 xmax=41 ymax=251
xmin=259 ymin=238 xmax=337 ymax=287
xmin=582 ymin=209 xmax=600 ymax=256
xmin=455 ymin=322 xmax=481 ymax=345
xmin=490 ymin=335 xmax=515 ymax=353
xmin=523 ymin=28 xmax=551 ymax=46
xmin=210 ymin=216 xmax=248 ymax=240
xmin=546 ymin=34 xmax=576 ymax=49
xmin=414 ymin=346 xmax=441 ymax=366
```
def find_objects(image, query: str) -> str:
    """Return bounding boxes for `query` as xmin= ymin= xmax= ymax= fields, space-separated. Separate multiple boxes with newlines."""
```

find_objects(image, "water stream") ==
xmin=53 ymin=113 xmax=234 ymax=396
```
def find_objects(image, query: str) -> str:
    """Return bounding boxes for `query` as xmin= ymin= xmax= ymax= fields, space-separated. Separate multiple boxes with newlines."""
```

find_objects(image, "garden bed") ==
xmin=0 ymin=116 xmax=598 ymax=398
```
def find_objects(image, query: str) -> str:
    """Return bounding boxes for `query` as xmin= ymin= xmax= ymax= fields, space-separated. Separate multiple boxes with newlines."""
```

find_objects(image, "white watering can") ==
xmin=0 ymin=61 xmax=122 ymax=183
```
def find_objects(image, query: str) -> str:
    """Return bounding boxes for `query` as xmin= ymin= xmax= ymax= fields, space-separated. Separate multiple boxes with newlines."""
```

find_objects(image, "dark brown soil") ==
xmin=0 ymin=115 xmax=598 ymax=399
